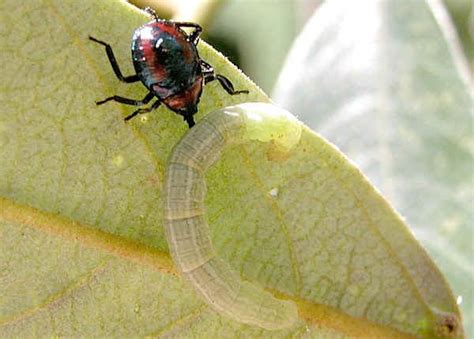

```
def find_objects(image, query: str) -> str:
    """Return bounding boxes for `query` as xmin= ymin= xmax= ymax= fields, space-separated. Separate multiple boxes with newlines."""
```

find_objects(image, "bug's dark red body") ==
xmin=89 ymin=8 xmax=248 ymax=128
xmin=132 ymin=21 xmax=203 ymax=114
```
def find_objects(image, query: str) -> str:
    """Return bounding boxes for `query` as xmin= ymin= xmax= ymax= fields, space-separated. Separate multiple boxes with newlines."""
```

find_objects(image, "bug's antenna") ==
xmin=144 ymin=7 xmax=159 ymax=21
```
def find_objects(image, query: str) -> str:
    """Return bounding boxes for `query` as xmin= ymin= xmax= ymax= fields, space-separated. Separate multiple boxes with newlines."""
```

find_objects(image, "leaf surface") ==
xmin=273 ymin=0 xmax=472 ymax=336
xmin=0 ymin=0 xmax=462 ymax=337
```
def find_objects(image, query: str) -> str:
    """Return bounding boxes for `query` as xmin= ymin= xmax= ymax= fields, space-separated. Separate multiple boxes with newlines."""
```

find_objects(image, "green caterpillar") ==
xmin=163 ymin=103 xmax=301 ymax=330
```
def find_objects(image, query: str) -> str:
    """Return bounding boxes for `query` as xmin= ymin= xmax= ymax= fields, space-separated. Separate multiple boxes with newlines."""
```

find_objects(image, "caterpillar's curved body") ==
xmin=163 ymin=103 xmax=301 ymax=330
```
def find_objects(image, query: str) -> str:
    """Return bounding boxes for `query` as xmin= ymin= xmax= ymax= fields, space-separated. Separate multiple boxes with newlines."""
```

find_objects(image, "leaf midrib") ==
xmin=0 ymin=196 xmax=414 ymax=338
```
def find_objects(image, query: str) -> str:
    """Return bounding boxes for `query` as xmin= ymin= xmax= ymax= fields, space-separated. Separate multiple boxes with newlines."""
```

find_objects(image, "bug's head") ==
xmin=178 ymin=104 xmax=197 ymax=117
xmin=176 ymin=105 xmax=198 ymax=128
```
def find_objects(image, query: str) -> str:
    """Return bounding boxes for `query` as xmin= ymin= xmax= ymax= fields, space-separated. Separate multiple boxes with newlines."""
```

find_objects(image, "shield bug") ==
xmin=89 ymin=7 xmax=248 ymax=128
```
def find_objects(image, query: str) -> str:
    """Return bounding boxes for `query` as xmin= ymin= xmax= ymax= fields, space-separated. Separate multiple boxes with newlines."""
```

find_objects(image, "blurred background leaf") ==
xmin=269 ymin=0 xmax=473 ymax=337
xmin=443 ymin=0 xmax=474 ymax=73
xmin=134 ymin=0 xmax=472 ymax=93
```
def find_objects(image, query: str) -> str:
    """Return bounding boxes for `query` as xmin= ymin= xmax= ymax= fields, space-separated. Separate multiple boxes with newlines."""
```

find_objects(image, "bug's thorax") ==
xmin=131 ymin=20 xmax=201 ymax=99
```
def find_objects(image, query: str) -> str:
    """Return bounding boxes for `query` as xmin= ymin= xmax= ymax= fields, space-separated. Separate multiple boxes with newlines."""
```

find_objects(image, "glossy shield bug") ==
xmin=89 ymin=8 xmax=248 ymax=128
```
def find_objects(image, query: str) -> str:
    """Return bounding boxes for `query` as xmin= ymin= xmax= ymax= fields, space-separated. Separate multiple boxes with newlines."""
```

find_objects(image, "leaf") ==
xmin=273 ymin=0 xmax=472 ymax=337
xmin=0 ymin=0 xmax=463 ymax=337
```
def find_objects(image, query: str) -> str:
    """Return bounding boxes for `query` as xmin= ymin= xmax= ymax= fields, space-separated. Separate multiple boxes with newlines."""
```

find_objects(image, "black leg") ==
xmin=96 ymin=92 xmax=155 ymax=106
xmin=124 ymin=100 xmax=162 ymax=121
xmin=200 ymin=60 xmax=214 ymax=75
xmin=175 ymin=22 xmax=202 ymax=44
xmin=205 ymin=73 xmax=249 ymax=95
xmin=145 ymin=7 xmax=159 ymax=21
xmin=89 ymin=36 xmax=140 ymax=83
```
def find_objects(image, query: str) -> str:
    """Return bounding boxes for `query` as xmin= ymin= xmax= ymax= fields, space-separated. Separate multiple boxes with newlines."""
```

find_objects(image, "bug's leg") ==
xmin=89 ymin=36 xmax=140 ymax=83
xmin=175 ymin=22 xmax=202 ymax=44
xmin=144 ymin=7 xmax=159 ymax=21
xmin=200 ymin=60 xmax=214 ymax=75
xmin=201 ymin=61 xmax=248 ymax=95
xmin=124 ymin=99 xmax=162 ymax=121
xmin=183 ymin=115 xmax=196 ymax=128
xmin=204 ymin=73 xmax=249 ymax=95
xmin=96 ymin=92 xmax=155 ymax=106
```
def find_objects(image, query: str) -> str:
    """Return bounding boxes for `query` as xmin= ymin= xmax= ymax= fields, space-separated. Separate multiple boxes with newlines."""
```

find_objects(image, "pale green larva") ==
xmin=163 ymin=103 xmax=301 ymax=330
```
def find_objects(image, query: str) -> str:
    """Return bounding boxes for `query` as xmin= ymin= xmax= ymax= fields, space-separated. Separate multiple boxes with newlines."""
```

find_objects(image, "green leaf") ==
xmin=273 ymin=0 xmax=472 ymax=337
xmin=0 ymin=0 xmax=463 ymax=337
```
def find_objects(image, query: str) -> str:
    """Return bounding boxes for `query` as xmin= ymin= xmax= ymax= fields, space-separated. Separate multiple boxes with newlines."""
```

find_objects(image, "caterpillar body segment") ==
xmin=163 ymin=103 xmax=301 ymax=330
xmin=186 ymin=257 xmax=298 ymax=330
